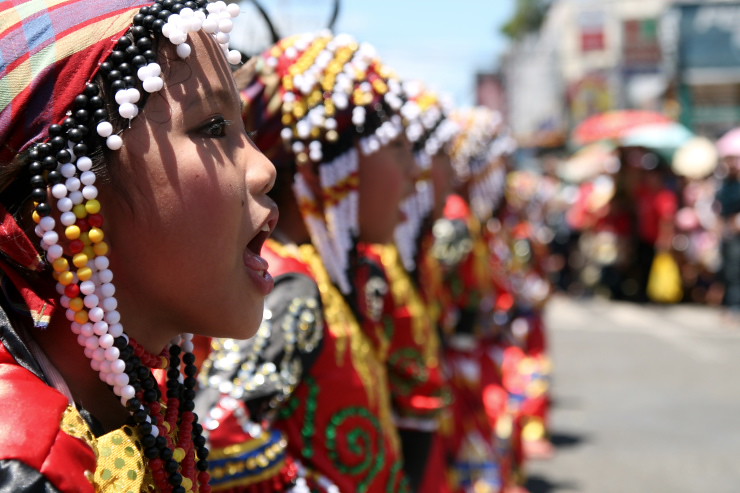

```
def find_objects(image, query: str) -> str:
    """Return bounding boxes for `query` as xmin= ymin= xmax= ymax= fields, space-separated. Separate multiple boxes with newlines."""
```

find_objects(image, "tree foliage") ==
xmin=501 ymin=0 xmax=551 ymax=41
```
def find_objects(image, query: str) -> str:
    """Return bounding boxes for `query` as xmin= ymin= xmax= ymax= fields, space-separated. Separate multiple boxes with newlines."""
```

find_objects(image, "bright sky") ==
xmin=231 ymin=0 xmax=515 ymax=106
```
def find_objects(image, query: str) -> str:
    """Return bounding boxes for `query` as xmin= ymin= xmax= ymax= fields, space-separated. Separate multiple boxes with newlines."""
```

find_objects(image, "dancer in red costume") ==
xmin=364 ymin=82 xmax=461 ymax=492
xmin=415 ymin=107 xmax=517 ymax=493
xmin=194 ymin=32 xmax=421 ymax=492
xmin=496 ymin=171 xmax=555 ymax=462
xmin=0 ymin=1 xmax=278 ymax=491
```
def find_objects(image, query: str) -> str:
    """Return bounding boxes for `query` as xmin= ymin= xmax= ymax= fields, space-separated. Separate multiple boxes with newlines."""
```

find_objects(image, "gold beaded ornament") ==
xmin=258 ymin=31 xmax=406 ymax=294
xmin=449 ymin=107 xmax=517 ymax=222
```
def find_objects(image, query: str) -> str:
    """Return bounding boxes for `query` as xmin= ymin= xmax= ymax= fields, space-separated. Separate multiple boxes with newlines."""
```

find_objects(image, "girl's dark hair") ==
xmin=0 ymin=31 xmax=162 ymax=222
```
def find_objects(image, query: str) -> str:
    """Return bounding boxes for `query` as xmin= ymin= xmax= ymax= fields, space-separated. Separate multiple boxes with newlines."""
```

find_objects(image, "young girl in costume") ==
xmin=365 ymin=81 xmax=460 ymax=492
xmin=495 ymin=170 xmax=554 ymax=462
xmin=420 ymin=106 xmax=519 ymax=493
xmin=414 ymin=91 xmax=463 ymax=493
xmin=0 ymin=1 xmax=277 ymax=491
xmin=194 ymin=31 xmax=418 ymax=492
xmin=443 ymin=107 xmax=557 ymax=492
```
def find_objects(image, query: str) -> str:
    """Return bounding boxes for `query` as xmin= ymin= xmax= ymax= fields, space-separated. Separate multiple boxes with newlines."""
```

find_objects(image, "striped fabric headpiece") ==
xmin=0 ymin=0 xmax=150 ymax=166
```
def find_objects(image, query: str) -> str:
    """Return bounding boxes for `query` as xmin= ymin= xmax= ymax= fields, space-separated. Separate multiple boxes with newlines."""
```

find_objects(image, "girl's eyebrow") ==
xmin=184 ymin=87 xmax=238 ymax=115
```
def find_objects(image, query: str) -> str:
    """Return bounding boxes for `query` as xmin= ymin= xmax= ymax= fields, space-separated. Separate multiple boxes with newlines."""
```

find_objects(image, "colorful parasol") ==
xmin=716 ymin=127 xmax=740 ymax=158
xmin=572 ymin=110 xmax=673 ymax=146
xmin=620 ymin=121 xmax=694 ymax=161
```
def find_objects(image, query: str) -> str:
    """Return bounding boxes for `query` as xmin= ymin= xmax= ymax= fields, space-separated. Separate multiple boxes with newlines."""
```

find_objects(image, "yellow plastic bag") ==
xmin=647 ymin=251 xmax=683 ymax=303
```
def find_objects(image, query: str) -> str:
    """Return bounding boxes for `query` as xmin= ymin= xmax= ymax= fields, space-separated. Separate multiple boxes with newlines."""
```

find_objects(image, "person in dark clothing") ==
xmin=715 ymin=155 xmax=740 ymax=317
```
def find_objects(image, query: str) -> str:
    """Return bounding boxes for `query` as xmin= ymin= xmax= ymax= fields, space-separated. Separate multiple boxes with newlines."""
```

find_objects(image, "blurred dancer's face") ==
xmin=358 ymin=136 xmax=417 ymax=243
xmin=431 ymin=151 xmax=455 ymax=219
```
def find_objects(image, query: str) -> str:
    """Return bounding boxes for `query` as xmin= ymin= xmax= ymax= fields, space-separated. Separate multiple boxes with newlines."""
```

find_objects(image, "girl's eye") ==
xmin=201 ymin=116 xmax=232 ymax=137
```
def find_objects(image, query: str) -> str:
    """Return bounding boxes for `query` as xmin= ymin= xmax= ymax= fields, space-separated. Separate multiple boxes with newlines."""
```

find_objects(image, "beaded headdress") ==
xmin=395 ymin=81 xmax=459 ymax=272
xmin=449 ymin=107 xmax=516 ymax=222
xmin=0 ymin=1 xmax=244 ymax=491
xmin=242 ymin=31 xmax=405 ymax=294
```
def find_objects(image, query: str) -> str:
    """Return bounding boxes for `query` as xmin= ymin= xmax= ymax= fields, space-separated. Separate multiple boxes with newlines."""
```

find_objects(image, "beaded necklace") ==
xmin=131 ymin=336 xmax=211 ymax=493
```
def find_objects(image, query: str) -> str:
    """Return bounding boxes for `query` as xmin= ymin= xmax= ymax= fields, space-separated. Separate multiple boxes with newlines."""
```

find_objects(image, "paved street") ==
xmin=526 ymin=295 xmax=740 ymax=493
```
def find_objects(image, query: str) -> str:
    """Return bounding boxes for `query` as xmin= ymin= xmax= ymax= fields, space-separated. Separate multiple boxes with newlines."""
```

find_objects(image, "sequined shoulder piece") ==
xmin=94 ymin=425 xmax=151 ymax=492
xmin=430 ymin=217 xmax=474 ymax=268
xmin=199 ymin=272 xmax=324 ymax=418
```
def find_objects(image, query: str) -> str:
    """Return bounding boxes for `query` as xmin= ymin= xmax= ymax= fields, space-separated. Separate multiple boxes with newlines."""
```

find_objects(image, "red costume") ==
xmin=419 ymin=194 xmax=505 ymax=493
xmin=362 ymin=243 xmax=447 ymax=491
xmin=0 ymin=310 xmax=171 ymax=493
xmin=195 ymin=240 xmax=409 ymax=492
xmin=0 ymin=331 xmax=96 ymax=493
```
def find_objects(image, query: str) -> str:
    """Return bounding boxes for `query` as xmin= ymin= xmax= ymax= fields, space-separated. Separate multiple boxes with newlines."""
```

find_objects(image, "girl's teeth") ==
xmin=261 ymin=224 xmax=270 ymax=232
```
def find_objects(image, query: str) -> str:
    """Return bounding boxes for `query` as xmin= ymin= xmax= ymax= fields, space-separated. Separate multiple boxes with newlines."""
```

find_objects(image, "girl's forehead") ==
xmin=159 ymin=30 xmax=238 ymax=105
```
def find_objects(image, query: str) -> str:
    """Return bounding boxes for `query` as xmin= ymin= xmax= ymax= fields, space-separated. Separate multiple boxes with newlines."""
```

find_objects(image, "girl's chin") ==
xmin=196 ymin=309 xmax=264 ymax=341
xmin=208 ymin=325 xmax=260 ymax=341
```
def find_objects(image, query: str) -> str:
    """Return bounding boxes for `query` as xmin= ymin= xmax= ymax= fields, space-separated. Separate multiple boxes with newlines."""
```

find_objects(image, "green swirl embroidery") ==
xmin=388 ymin=348 xmax=429 ymax=396
xmin=277 ymin=394 xmax=300 ymax=419
xmin=387 ymin=459 xmax=410 ymax=493
xmin=301 ymin=376 xmax=320 ymax=459
xmin=326 ymin=406 xmax=384 ymax=493
xmin=383 ymin=315 xmax=394 ymax=341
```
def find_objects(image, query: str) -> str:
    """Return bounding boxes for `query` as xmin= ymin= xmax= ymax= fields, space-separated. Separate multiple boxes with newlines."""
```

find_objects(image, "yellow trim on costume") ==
xmin=210 ymin=459 xmax=288 ymax=491
xmin=265 ymin=240 xmax=398 ymax=452
xmin=60 ymin=404 xmax=96 ymax=449
xmin=419 ymin=235 xmax=443 ymax=327
xmin=377 ymin=244 xmax=439 ymax=368
xmin=94 ymin=426 xmax=149 ymax=493
xmin=60 ymin=405 xmax=154 ymax=492
xmin=468 ymin=216 xmax=493 ymax=297
xmin=209 ymin=435 xmax=290 ymax=489
xmin=208 ymin=432 xmax=272 ymax=461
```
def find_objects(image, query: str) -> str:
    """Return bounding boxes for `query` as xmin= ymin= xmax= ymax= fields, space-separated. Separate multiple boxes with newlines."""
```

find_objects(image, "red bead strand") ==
xmin=129 ymin=337 xmax=169 ymax=369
